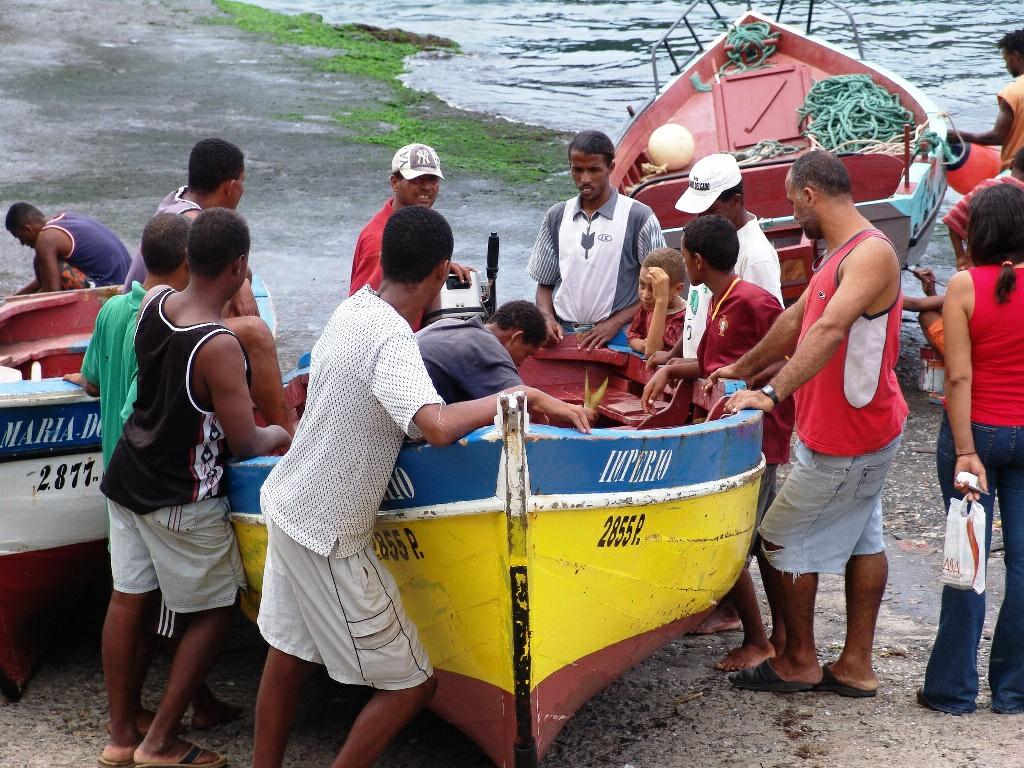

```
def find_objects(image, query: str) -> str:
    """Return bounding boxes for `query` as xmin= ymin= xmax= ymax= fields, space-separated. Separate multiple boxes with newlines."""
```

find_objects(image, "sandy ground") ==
xmin=1 ymin=2 xmax=1022 ymax=767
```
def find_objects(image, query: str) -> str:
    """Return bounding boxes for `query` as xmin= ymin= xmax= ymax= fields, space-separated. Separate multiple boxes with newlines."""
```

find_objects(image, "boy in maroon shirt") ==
xmin=627 ymin=247 xmax=688 ymax=357
xmin=642 ymin=215 xmax=794 ymax=671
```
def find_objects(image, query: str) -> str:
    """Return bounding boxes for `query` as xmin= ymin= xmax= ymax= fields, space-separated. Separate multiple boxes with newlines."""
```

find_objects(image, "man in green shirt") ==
xmin=67 ymin=213 xmax=240 ymax=739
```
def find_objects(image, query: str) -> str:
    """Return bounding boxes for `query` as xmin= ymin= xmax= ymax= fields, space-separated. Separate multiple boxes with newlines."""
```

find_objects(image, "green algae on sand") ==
xmin=212 ymin=0 xmax=567 ymax=185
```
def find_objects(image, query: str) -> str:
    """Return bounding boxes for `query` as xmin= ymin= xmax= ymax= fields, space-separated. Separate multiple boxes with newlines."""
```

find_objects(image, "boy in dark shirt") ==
xmin=98 ymin=208 xmax=291 ymax=768
xmin=642 ymin=215 xmax=794 ymax=672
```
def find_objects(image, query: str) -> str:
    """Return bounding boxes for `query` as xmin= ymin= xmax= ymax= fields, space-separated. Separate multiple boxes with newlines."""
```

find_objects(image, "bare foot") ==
xmin=99 ymin=741 xmax=138 ymax=767
xmin=106 ymin=708 xmax=156 ymax=737
xmin=134 ymin=740 xmax=225 ymax=767
xmin=714 ymin=641 xmax=776 ymax=672
xmin=190 ymin=697 xmax=243 ymax=730
xmin=691 ymin=608 xmax=743 ymax=635
xmin=768 ymin=631 xmax=786 ymax=656
xmin=826 ymin=659 xmax=879 ymax=692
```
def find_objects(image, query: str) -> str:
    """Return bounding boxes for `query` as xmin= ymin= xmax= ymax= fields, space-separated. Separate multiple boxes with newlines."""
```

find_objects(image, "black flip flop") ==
xmin=729 ymin=660 xmax=816 ymax=692
xmin=814 ymin=664 xmax=877 ymax=698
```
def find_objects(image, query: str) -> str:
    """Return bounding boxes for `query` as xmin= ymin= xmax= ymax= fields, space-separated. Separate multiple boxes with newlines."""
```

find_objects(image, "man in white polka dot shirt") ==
xmin=253 ymin=206 xmax=590 ymax=768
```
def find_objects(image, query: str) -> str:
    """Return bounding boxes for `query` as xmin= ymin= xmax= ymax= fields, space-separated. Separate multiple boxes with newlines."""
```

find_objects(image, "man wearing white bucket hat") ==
xmin=651 ymin=153 xmax=783 ymax=364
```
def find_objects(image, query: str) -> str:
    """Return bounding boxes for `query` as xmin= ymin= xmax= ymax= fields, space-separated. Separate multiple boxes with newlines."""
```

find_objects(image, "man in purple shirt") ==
xmin=5 ymin=204 xmax=130 ymax=293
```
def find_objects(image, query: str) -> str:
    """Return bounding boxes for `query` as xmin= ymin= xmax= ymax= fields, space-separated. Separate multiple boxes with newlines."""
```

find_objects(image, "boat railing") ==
xmin=649 ymin=0 xmax=864 ymax=95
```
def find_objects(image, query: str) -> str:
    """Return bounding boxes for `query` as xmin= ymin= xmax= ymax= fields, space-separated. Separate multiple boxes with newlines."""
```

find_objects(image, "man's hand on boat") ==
xmin=576 ymin=317 xmax=624 ymax=350
xmin=222 ymin=277 xmax=258 ymax=319
xmin=62 ymin=371 xmax=99 ymax=397
xmin=448 ymin=261 xmax=475 ymax=284
xmin=645 ymin=349 xmax=674 ymax=370
xmin=521 ymin=387 xmax=593 ymax=432
xmin=722 ymin=388 xmax=775 ymax=415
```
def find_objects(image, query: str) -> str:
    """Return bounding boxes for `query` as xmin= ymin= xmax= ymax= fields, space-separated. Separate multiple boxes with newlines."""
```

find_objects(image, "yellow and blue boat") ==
xmin=227 ymin=340 xmax=763 ymax=767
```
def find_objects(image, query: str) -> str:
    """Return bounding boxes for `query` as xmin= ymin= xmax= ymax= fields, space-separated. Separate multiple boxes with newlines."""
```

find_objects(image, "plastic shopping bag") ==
xmin=940 ymin=496 xmax=986 ymax=594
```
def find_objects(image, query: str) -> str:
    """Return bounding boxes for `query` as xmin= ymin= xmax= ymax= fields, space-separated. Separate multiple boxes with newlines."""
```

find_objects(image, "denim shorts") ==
xmin=758 ymin=434 xmax=902 ymax=575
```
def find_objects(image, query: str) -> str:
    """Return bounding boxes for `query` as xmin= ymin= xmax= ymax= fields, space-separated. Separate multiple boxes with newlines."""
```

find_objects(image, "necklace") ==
xmin=711 ymin=277 xmax=741 ymax=321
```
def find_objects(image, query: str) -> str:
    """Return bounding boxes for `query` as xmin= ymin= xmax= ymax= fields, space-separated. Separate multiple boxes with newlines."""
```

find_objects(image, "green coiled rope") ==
xmin=798 ymin=74 xmax=913 ymax=151
xmin=718 ymin=21 xmax=777 ymax=75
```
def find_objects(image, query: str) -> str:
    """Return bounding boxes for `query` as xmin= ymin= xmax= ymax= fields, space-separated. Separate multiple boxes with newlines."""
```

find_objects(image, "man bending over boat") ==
xmin=640 ymin=215 xmax=794 ymax=673
xmin=99 ymin=209 xmax=292 ymax=768
xmin=122 ymin=137 xmax=293 ymax=433
xmin=415 ymin=300 xmax=547 ymax=403
xmin=957 ymin=28 xmax=1024 ymax=172
xmin=648 ymin=152 xmax=783 ymax=364
xmin=253 ymin=206 xmax=589 ymax=768
xmin=67 ymin=213 xmax=242 ymax=742
xmin=4 ymin=203 xmax=130 ymax=293
xmin=710 ymin=150 xmax=906 ymax=698
xmin=348 ymin=142 xmax=473 ymax=323
xmin=529 ymin=130 xmax=666 ymax=349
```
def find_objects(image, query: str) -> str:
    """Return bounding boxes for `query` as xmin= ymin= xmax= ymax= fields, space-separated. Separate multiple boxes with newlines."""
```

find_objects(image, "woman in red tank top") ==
xmin=920 ymin=184 xmax=1024 ymax=716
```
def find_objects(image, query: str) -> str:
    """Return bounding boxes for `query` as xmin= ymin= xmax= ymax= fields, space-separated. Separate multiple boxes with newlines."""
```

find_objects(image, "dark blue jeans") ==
xmin=921 ymin=415 xmax=1024 ymax=714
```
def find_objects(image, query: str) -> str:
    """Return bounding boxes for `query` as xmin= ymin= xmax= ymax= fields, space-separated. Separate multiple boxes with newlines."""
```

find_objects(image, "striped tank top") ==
xmin=101 ymin=289 xmax=250 ymax=514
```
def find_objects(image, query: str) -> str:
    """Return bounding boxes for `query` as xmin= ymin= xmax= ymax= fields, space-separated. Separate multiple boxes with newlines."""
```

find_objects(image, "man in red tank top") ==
xmin=708 ymin=151 xmax=907 ymax=698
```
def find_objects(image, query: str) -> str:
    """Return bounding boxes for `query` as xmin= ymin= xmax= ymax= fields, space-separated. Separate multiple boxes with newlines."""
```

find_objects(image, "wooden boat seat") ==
xmin=0 ymin=332 xmax=91 ymax=371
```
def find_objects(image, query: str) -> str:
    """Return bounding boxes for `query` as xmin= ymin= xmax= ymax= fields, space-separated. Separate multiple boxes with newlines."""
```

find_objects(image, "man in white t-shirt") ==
xmin=650 ymin=153 xmax=783 ymax=364
xmin=252 ymin=206 xmax=590 ymax=768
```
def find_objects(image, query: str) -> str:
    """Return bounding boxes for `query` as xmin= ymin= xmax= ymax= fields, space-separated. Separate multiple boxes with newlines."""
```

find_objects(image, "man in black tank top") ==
xmin=98 ymin=209 xmax=291 ymax=768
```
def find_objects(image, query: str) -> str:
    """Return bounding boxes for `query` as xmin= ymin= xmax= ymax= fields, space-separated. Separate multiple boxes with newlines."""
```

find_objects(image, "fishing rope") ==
xmin=798 ymin=74 xmax=914 ymax=151
xmin=718 ymin=21 xmax=777 ymax=75
xmin=732 ymin=139 xmax=800 ymax=165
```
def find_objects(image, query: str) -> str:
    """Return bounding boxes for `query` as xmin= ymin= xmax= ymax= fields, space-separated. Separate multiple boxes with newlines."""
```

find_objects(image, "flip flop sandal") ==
xmin=728 ymin=659 xmax=816 ymax=692
xmin=98 ymin=757 xmax=135 ymax=768
xmin=135 ymin=743 xmax=227 ymax=768
xmin=814 ymin=664 xmax=878 ymax=698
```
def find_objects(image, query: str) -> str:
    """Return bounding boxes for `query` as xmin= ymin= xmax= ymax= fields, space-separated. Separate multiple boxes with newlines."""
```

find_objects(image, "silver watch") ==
xmin=760 ymin=384 xmax=780 ymax=405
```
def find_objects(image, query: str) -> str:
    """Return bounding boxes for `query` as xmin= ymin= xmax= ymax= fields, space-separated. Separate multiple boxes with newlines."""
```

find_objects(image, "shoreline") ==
xmin=0 ymin=2 xmax=1019 ymax=767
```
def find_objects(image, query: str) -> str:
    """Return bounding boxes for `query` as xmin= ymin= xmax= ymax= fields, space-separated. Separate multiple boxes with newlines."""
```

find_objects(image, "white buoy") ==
xmin=647 ymin=123 xmax=696 ymax=171
xmin=30 ymin=361 xmax=42 ymax=381
xmin=0 ymin=365 xmax=21 ymax=383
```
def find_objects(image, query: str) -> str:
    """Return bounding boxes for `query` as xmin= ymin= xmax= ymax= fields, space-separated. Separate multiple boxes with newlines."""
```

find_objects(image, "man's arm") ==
xmin=224 ymin=277 xmax=258 ymax=319
xmin=26 ymin=229 xmax=67 ymax=293
xmin=535 ymin=284 xmax=563 ymax=344
xmin=197 ymin=334 xmax=291 ymax=458
xmin=641 ymin=359 xmax=700 ymax=412
xmin=949 ymin=230 xmax=970 ymax=271
xmin=722 ymin=238 xmax=899 ymax=412
xmin=413 ymin=386 xmax=589 ymax=446
xmin=641 ymin=267 xmax=672 ymax=358
xmin=958 ymin=98 xmax=1014 ymax=146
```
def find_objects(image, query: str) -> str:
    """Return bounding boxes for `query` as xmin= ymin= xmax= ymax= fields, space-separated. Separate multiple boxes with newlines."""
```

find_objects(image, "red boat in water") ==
xmin=612 ymin=2 xmax=948 ymax=301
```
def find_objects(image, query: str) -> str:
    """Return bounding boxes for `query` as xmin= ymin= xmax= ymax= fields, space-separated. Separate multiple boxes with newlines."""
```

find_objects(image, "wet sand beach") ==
xmin=0 ymin=2 xmax=1021 ymax=767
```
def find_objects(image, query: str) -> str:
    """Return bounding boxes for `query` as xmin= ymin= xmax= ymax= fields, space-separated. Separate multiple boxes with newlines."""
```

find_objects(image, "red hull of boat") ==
xmin=430 ymin=608 xmax=711 ymax=766
xmin=0 ymin=540 xmax=109 ymax=698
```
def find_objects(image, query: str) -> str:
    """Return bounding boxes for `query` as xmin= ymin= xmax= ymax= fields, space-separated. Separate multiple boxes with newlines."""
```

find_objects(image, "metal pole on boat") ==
xmin=903 ymin=123 xmax=912 ymax=190
xmin=499 ymin=392 xmax=539 ymax=768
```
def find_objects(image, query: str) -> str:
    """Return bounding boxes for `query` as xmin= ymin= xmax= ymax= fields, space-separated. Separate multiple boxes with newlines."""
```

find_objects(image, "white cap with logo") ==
xmin=675 ymin=153 xmax=742 ymax=214
xmin=392 ymin=143 xmax=444 ymax=180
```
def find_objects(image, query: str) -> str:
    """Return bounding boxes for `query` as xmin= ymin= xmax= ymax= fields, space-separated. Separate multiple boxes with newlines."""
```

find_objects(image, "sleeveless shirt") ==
xmin=101 ymin=289 xmax=250 ymax=513
xmin=966 ymin=265 xmax=1024 ymax=425
xmin=42 ymin=212 xmax=130 ymax=286
xmin=793 ymin=229 xmax=908 ymax=456
xmin=122 ymin=187 xmax=203 ymax=289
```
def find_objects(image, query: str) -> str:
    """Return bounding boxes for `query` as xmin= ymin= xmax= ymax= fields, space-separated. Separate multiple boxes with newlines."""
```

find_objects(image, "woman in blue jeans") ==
xmin=919 ymin=184 xmax=1024 ymax=715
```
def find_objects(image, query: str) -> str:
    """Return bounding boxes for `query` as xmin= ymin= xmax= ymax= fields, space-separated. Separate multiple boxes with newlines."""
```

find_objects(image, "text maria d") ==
xmin=1 ymin=413 xmax=101 ymax=451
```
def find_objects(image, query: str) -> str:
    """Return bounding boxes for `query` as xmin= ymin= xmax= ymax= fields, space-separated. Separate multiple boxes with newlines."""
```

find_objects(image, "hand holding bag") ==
xmin=940 ymin=496 xmax=986 ymax=594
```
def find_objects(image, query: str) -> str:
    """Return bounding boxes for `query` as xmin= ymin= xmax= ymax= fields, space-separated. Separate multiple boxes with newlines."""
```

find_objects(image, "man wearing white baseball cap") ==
xmin=651 ymin=153 xmax=783 ymax=364
xmin=349 ymin=143 xmax=472 ymax=321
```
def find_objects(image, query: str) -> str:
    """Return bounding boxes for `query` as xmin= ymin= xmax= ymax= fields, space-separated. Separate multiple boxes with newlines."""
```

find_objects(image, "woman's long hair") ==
xmin=968 ymin=184 xmax=1024 ymax=303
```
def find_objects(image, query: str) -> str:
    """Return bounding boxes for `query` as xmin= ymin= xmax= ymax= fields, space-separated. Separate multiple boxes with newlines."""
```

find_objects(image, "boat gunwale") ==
xmin=228 ymin=458 xmax=766 ymax=525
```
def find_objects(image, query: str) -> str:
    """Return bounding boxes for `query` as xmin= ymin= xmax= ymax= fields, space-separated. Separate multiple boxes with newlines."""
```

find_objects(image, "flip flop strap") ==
xmin=181 ymin=746 xmax=205 ymax=765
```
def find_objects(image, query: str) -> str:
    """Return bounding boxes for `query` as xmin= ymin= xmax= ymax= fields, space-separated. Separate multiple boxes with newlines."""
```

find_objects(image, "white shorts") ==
xmin=108 ymin=497 xmax=245 ymax=613
xmin=258 ymin=517 xmax=432 ymax=690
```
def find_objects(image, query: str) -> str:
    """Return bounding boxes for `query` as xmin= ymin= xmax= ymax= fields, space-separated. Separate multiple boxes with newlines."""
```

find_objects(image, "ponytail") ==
xmin=996 ymin=260 xmax=1017 ymax=304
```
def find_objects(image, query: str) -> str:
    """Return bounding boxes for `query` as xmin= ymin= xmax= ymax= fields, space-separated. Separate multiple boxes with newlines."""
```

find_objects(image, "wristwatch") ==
xmin=759 ymin=384 xmax=780 ymax=405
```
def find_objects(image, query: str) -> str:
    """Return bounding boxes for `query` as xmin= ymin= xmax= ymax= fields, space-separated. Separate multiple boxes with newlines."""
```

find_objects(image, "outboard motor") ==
xmin=423 ymin=232 xmax=500 ymax=325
